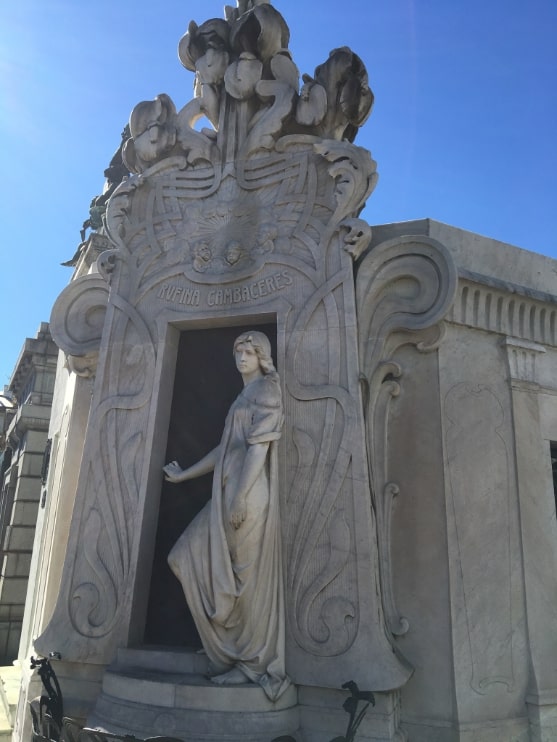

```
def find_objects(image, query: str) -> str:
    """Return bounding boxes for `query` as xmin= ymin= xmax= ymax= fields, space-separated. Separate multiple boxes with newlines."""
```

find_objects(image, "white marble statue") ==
xmin=163 ymin=331 xmax=289 ymax=700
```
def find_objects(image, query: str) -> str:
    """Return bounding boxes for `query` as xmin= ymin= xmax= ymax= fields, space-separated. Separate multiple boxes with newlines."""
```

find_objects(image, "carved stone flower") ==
xmin=229 ymin=4 xmax=290 ymax=63
xmin=178 ymin=19 xmax=231 ymax=72
xmin=224 ymin=52 xmax=263 ymax=100
xmin=296 ymin=74 xmax=327 ymax=127
xmin=123 ymin=95 xmax=178 ymax=174
xmin=195 ymin=47 xmax=230 ymax=87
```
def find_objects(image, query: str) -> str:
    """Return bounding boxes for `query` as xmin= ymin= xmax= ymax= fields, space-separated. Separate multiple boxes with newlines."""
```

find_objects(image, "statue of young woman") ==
xmin=163 ymin=331 xmax=289 ymax=700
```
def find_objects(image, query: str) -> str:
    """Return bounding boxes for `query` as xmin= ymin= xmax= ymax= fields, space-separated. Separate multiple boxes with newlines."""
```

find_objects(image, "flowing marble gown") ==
xmin=168 ymin=373 xmax=289 ymax=700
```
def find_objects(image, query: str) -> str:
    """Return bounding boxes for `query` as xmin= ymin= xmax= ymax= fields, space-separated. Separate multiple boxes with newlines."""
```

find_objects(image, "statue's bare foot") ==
xmin=210 ymin=667 xmax=248 ymax=685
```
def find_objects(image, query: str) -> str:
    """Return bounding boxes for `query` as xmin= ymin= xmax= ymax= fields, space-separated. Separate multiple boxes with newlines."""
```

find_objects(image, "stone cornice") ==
xmin=447 ymin=268 xmax=557 ymax=347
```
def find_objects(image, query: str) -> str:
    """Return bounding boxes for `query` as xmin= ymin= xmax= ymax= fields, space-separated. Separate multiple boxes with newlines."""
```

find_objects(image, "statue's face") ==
xmin=235 ymin=342 xmax=260 ymax=375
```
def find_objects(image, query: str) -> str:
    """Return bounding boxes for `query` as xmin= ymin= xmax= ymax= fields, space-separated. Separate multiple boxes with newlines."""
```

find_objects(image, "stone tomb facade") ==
xmin=12 ymin=2 xmax=557 ymax=741
xmin=20 ymin=2 xmax=423 ymax=740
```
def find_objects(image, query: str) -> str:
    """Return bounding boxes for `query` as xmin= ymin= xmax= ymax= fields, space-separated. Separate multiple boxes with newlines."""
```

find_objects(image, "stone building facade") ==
xmin=0 ymin=324 xmax=57 ymax=665
xmin=363 ymin=219 xmax=557 ymax=742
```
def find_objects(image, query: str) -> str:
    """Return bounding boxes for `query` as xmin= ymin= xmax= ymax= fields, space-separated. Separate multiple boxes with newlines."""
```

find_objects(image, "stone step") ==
xmin=90 ymin=694 xmax=299 ymax=742
xmin=116 ymin=646 xmax=209 ymax=676
xmin=104 ymin=665 xmax=296 ymax=714
xmin=88 ymin=648 xmax=299 ymax=741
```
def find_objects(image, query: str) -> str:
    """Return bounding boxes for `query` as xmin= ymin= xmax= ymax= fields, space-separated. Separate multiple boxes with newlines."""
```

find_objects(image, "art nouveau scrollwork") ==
xmin=40 ymin=2 xmax=416 ymax=694
xmin=356 ymin=236 xmax=457 ymax=635
xmin=339 ymin=218 xmax=372 ymax=261
xmin=49 ymin=274 xmax=110 ymax=378
xmin=315 ymin=141 xmax=378 ymax=220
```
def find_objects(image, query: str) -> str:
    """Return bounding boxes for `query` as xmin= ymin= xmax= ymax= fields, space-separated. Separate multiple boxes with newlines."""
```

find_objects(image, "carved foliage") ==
xmin=285 ymin=276 xmax=361 ymax=656
xmin=67 ymin=292 xmax=156 ymax=640
xmin=123 ymin=1 xmax=374 ymax=171
xmin=45 ymin=295 xmax=155 ymax=649
xmin=42 ymin=258 xmax=157 ymax=646
xmin=356 ymin=236 xmax=457 ymax=635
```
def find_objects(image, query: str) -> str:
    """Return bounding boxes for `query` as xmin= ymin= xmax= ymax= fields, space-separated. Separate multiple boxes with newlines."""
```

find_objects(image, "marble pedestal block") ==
xmin=88 ymin=648 xmax=299 ymax=741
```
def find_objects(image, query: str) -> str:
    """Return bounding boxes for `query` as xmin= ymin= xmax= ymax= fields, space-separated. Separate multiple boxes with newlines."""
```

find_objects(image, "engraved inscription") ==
xmin=207 ymin=270 xmax=293 ymax=306
xmin=157 ymin=285 xmax=201 ymax=306
xmin=157 ymin=270 xmax=293 ymax=308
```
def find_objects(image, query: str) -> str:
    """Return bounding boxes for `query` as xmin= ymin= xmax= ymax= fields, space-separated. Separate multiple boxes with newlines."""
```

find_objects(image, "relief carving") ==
xmin=37 ymin=286 xmax=157 ymax=652
xmin=502 ymin=336 xmax=546 ymax=384
xmin=178 ymin=184 xmax=288 ymax=283
xmin=356 ymin=235 xmax=457 ymax=635
xmin=121 ymin=0 xmax=374 ymax=173
xmin=40 ymin=1 xmax=411 ymax=690
xmin=49 ymin=273 xmax=110 ymax=379
xmin=447 ymin=274 xmax=557 ymax=348
xmin=64 ymin=299 xmax=155 ymax=640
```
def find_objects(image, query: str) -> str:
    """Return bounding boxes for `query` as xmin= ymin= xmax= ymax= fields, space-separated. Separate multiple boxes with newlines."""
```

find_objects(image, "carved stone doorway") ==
xmin=144 ymin=322 xmax=277 ymax=647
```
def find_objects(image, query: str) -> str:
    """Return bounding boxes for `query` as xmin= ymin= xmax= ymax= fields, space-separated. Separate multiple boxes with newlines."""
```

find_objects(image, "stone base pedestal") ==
xmin=527 ymin=693 xmax=557 ymax=742
xmin=87 ymin=648 xmax=299 ymax=741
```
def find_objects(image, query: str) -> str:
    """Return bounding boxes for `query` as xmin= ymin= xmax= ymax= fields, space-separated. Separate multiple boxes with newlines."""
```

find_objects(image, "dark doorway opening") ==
xmin=144 ymin=322 xmax=277 ymax=647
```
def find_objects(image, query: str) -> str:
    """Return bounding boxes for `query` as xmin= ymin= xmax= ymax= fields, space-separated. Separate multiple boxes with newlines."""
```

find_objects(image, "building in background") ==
xmin=0 ymin=324 xmax=57 ymax=664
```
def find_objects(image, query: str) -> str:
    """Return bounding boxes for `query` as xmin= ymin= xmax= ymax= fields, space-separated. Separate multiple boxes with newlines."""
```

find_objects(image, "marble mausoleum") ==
xmin=8 ymin=2 xmax=557 ymax=741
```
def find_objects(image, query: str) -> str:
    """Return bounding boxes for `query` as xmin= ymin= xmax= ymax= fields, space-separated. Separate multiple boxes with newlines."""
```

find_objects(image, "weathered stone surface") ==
xmin=363 ymin=220 xmax=557 ymax=742
xmin=37 ymin=2 xmax=412 ymax=708
xmin=14 ymin=3 xmax=557 ymax=742
xmin=88 ymin=648 xmax=299 ymax=740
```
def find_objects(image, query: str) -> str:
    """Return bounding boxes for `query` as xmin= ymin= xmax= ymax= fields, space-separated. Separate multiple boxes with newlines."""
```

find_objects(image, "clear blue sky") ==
xmin=1 ymin=0 xmax=556 ymax=387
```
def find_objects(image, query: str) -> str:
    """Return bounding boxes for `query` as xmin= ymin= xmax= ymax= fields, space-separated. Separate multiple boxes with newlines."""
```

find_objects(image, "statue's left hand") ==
xmin=230 ymin=497 xmax=247 ymax=529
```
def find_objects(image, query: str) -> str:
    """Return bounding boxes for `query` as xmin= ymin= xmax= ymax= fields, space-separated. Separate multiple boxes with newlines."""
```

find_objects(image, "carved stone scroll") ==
xmin=50 ymin=274 xmax=109 ymax=358
xmin=356 ymin=235 xmax=457 ymax=635
xmin=49 ymin=273 xmax=110 ymax=378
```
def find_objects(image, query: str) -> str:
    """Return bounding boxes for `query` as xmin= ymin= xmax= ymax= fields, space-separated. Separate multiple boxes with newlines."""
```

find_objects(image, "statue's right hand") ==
xmin=163 ymin=460 xmax=183 ymax=482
